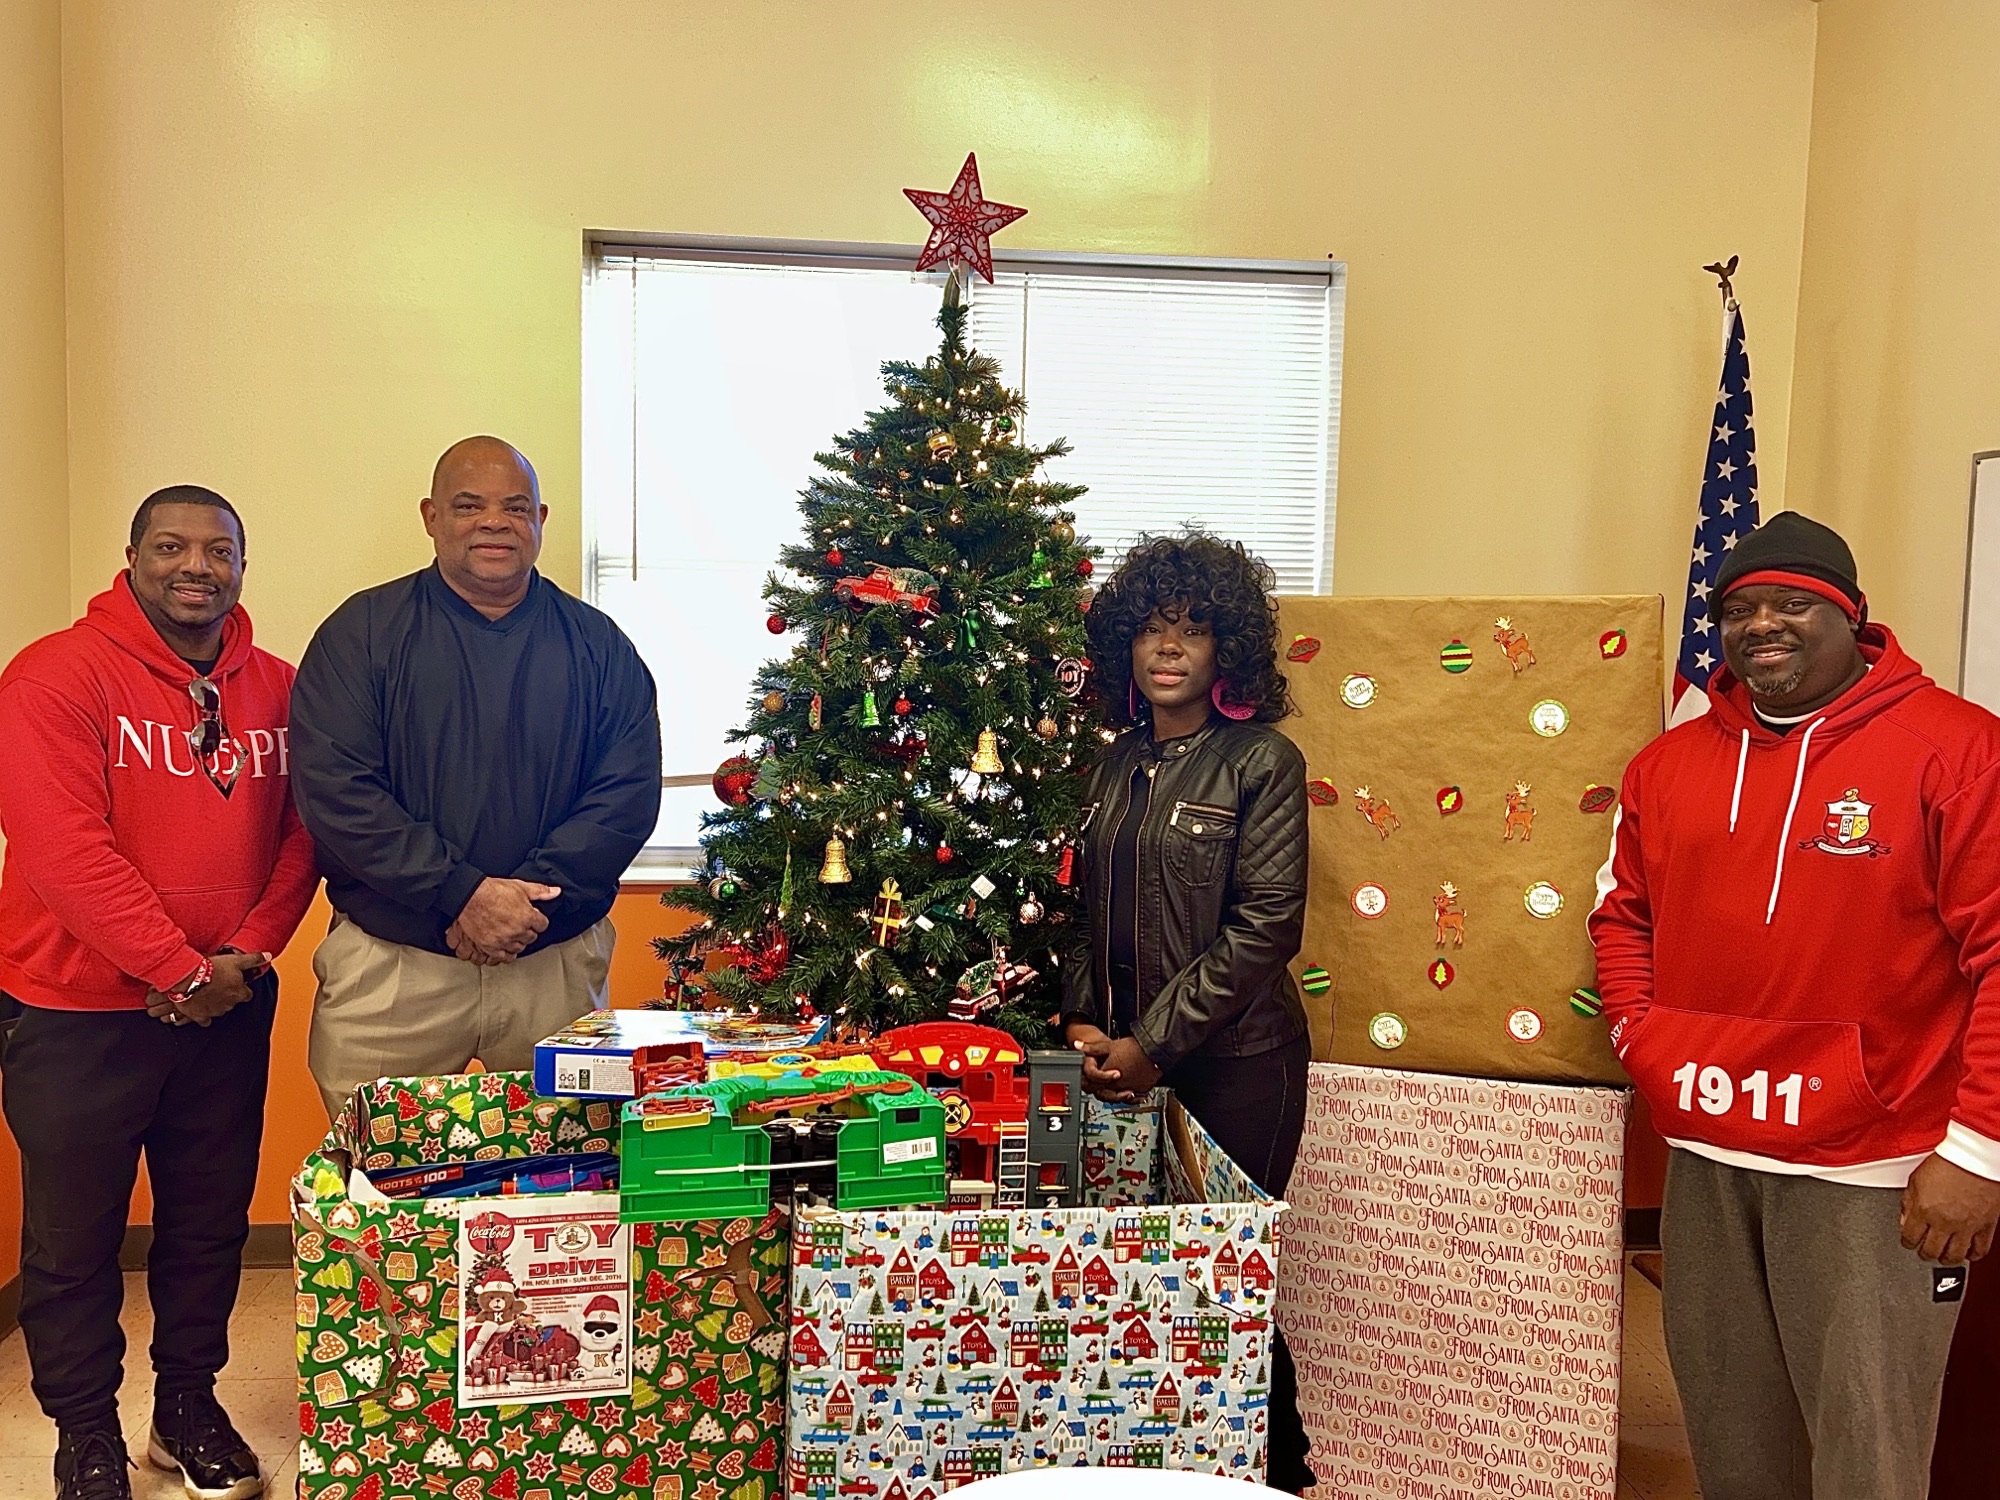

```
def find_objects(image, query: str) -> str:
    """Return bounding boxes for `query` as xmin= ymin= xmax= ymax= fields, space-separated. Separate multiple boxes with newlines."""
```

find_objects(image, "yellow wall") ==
xmin=0 ymin=0 xmax=70 ymax=1288
xmin=1786 ymin=0 xmax=2000 ymax=676
xmin=22 ymin=1 xmax=1836 ymax=1233
xmin=58 ymin=0 xmax=1821 ymax=658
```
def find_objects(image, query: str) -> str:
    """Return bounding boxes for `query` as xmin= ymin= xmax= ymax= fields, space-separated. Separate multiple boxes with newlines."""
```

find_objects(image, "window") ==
xmin=584 ymin=238 xmax=1345 ymax=874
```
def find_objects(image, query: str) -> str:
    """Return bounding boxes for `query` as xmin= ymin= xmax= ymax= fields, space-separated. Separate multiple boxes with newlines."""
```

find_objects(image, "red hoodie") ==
xmin=1590 ymin=626 xmax=2000 ymax=1187
xmin=0 ymin=575 xmax=320 ymax=1011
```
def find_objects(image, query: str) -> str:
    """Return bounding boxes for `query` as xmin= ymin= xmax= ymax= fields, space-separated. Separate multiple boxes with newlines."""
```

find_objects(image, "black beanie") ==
xmin=1709 ymin=511 xmax=1865 ymax=623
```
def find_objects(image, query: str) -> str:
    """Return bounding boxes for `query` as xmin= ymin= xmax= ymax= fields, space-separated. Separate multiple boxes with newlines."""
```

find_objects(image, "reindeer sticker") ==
xmin=1503 ymin=783 xmax=1536 ymax=842
xmin=1433 ymin=884 xmax=1466 ymax=948
xmin=1493 ymin=617 xmax=1537 ymax=675
xmin=1352 ymin=787 xmax=1402 ymax=841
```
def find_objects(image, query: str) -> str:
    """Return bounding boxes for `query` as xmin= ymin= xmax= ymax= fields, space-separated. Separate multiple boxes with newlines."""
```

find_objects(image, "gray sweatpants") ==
xmin=1661 ymin=1148 xmax=1965 ymax=1500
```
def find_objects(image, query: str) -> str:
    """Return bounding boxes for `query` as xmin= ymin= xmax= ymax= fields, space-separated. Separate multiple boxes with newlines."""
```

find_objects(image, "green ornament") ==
xmin=996 ymin=415 xmax=1014 ymax=432
xmin=1030 ymin=547 xmax=1053 ymax=589
xmin=1569 ymin=986 xmax=1603 ymax=1018
xmin=860 ymin=688 xmax=880 ymax=728
xmin=957 ymin=613 xmax=982 ymax=653
xmin=1440 ymin=639 xmax=1474 ymax=674
xmin=1300 ymin=965 xmax=1331 ymax=995
xmin=778 ymin=845 xmax=795 ymax=914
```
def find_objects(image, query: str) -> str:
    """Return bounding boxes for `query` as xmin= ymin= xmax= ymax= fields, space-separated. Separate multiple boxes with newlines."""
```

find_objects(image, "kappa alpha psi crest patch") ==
xmin=1804 ymin=787 xmax=1891 ymax=858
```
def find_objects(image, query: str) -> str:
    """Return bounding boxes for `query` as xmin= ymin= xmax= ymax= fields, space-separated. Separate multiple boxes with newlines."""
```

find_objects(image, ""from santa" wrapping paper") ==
xmin=1278 ymin=1063 xmax=1628 ymax=1499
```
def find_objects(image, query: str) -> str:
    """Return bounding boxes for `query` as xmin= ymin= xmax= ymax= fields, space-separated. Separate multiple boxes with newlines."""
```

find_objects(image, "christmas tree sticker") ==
xmin=661 ymin=268 xmax=1097 ymax=1043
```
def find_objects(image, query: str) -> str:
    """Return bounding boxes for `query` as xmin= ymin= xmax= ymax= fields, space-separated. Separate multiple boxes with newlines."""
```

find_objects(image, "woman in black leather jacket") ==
xmin=1059 ymin=531 xmax=1314 ymax=1491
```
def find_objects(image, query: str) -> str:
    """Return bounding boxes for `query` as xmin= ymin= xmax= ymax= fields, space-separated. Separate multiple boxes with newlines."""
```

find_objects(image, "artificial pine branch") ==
xmin=661 ymin=282 xmax=1102 ymax=1047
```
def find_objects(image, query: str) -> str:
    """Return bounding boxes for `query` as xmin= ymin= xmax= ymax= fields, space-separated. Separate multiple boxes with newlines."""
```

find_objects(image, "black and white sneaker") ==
xmin=146 ymin=1391 xmax=263 ymax=1500
xmin=54 ymin=1427 xmax=133 ymax=1500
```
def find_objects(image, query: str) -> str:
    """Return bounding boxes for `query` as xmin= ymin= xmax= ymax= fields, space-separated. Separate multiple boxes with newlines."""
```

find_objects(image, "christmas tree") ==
xmin=660 ymin=275 xmax=1098 ymax=1045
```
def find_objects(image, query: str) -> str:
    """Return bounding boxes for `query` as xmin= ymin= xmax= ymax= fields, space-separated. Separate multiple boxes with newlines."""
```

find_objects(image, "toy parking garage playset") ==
xmin=294 ymin=1016 xmax=1284 ymax=1500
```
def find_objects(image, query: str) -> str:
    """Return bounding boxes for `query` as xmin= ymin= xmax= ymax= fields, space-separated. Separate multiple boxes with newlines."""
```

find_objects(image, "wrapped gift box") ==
xmin=784 ymin=1095 xmax=1283 ymax=1493
xmin=1277 ymin=1063 xmax=1628 ymax=1499
xmin=293 ymin=1071 xmax=792 ymax=1500
xmin=1272 ymin=594 xmax=1663 ymax=1086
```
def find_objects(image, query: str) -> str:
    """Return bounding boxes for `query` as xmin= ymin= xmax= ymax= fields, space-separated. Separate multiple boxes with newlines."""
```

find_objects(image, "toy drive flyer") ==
xmin=456 ymin=1193 xmax=632 ymax=1406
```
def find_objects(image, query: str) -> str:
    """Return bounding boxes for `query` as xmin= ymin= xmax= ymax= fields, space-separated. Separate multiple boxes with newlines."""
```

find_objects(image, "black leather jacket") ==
xmin=1060 ymin=719 xmax=1310 ymax=1071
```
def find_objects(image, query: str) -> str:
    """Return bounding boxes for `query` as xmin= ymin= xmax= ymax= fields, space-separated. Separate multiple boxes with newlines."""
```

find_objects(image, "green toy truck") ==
xmin=619 ymin=1069 xmax=948 ymax=1223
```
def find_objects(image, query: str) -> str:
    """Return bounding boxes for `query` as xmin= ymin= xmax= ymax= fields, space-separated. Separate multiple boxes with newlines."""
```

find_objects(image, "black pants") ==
xmin=0 ymin=976 xmax=276 ymax=1432
xmin=1166 ymin=1032 xmax=1313 ymax=1491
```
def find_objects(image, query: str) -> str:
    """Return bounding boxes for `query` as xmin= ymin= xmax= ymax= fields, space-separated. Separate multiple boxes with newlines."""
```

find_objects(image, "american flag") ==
xmin=1670 ymin=301 xmax=1759 ymax=724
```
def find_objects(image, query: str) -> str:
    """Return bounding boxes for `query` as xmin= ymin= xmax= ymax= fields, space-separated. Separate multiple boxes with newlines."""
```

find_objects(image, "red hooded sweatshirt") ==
xmin=1589 ymin=626 xmax=2000 ymax=1187
xmin=0 ymin=575 xmax=320 ymax=1011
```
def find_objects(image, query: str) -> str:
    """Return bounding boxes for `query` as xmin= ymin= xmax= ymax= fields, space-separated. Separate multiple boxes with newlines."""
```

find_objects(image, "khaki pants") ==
xmin=307 ymin=914 xmax=614 ymax=1121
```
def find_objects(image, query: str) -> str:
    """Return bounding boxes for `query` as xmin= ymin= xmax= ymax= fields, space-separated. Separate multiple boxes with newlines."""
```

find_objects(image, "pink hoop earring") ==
xmin=1212 ymin=681 xmax=1255 ymax=721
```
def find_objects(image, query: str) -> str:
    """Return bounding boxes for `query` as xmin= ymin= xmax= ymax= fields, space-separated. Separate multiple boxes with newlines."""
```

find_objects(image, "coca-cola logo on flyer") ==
xmin=465 ymin=1212 xmax=514 ymax=1257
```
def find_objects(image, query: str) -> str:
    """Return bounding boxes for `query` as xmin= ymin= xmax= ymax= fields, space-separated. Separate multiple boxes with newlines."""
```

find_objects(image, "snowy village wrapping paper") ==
xmin=1278 ymin=1064 xmax=1628 ymax=1500
xmin=785 ymin=1095 xmax=1284 ymax=1493
xmin=294 ymin=1072 xmax=791 ymax=1500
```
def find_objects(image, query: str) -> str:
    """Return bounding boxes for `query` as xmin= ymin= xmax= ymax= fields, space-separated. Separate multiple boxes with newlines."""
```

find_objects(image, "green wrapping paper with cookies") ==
xmin=1274 ymin=595 xmax=1664 ymax=1086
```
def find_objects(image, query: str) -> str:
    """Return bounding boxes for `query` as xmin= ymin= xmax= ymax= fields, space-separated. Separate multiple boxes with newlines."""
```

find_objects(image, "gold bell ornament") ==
xmin=818 ymin=835 xmax=853 ymax=885
xmin=969 ymin=728 xmax=1004 ymax=775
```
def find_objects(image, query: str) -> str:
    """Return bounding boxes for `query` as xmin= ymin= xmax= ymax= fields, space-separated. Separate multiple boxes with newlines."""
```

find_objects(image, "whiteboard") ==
xmin=1965 ymin=452 xmax=2000 ymax=713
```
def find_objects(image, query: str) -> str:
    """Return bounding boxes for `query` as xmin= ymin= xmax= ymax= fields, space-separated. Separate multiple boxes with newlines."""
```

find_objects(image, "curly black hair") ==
xmin=1085 ymin=530 xmax=1293 ymax=727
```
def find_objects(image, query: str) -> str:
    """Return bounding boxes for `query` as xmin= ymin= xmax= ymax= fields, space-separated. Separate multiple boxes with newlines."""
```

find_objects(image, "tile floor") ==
xmin=0 ymin=1261 xmax=1698 ymax=1499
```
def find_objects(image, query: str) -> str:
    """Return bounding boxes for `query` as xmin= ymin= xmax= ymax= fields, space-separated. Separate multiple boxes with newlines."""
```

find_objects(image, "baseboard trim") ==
xmin=1626 ymin=1207 xmax=1661 ymax=1250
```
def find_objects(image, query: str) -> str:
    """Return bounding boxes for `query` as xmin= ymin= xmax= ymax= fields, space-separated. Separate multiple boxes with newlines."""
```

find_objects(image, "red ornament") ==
xmin=893 ymin=696 xmax=912 ymax=715
xmin=936 ymin=844 xmax=954 ymax=864
xmin=712 ymin=754 xmax=759 ymax=807
xmin=903 ymin=153 xmax=1027 ymax=285
xmin=1075 ymin=557 xmax=1094 ymax=577
xmin=1055 ymin=845 xmax=1077 ymax=887
xmin=826 ymin=548 xmax=844 ymax=567
xmin=765 ymin=613 xmax=787 ymax=635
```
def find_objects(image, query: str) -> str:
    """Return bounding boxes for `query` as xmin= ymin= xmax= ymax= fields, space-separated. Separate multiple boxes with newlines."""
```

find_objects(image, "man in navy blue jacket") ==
xmin=290 ymin=436 xmax=660 ymax=1117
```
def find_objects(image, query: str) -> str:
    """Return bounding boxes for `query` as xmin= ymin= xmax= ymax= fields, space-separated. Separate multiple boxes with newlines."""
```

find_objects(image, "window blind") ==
xmin=583 ymin=244 xmax=1344 ymax=868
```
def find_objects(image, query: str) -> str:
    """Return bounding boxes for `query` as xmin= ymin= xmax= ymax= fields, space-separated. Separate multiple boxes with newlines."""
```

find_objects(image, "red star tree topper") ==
xmin=903 ymin=152 xmax=1026 ymax=284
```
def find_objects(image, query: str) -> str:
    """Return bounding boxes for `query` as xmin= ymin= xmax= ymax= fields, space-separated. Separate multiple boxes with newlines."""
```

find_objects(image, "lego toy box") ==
xmin=534 ymin=1009 xmax=834 ymax=1098
xmin=784 ymin=1092 xmax=1285 ymax=1493
xmin=1278 ymin=1063 xmax=1628 ymax=1500
xmin=293 ymin=1071 xmax=792 ymax=1500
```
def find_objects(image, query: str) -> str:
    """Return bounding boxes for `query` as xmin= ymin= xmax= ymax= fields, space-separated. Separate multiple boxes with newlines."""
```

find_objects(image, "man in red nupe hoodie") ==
xmin=1591 ymin=511 xmax=2000 ymax=1500
xmin=0 ymin=489 xmax=318 ymax=1500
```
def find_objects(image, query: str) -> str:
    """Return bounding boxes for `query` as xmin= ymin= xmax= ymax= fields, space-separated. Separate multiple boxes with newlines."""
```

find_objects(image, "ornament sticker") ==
xmin=1439 ymin=639 xmax=1474 ymax=674
xmin=1494 ymin=617 xmax=1537 ymax=675
xmin=1599 ymin=629 xmax=1629 ymax=660
xmin=1350 ymin=883 xmax=1389 ymax=919
xmin=1368 ymin=1012 xmax=1408 ymax=1050
xmin=1353 ymin=787 xmax=1402 ymax=841
xmin=1055 ymin=658 xmax=1089 ymax=697
xmin=1306 ymin=777 xmax=1341 ymax=807
xmin=1529 ymin=700 xmax=1570 ymax=737
xmin=459 ymin=1197 xmax=630 ymax=1407
xmin=1432 ymin=883 xmax=1466 ymax=948
xmin=1523 ymin=881 xmax=1565 ymax=919
xmin=1301 ymin=964 xmax=1332 ymax=996
xmin=1339 ymin=674 xmax=1377 ymax=709
xmin=1579 ymin=783 xmax=1617 ymax=815
xmin=1569 ymin=986 xmax=1604 ymax=1018
xmin=1436 ymin=785 xmax=1463 ymax=817
xmin=1428 ymin=960 xmax=1455 ymax=991
xmin=1286 ymin=634 xmax=1323 ymax=663
xmin=1503 ymin=782 xmax=1536 ymax=842
xmin=1507 ymin=1008 xmax=1545 ymax=1044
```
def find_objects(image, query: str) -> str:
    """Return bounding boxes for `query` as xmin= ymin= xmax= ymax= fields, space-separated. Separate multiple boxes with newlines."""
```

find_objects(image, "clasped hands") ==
xmin=144 ymin=950 xmax=270 ymax=1027
xmin=1064 ymin=1020 xmax=1163 ymax=1102
xmin=446 ymin=877 xmax=563 ymax=966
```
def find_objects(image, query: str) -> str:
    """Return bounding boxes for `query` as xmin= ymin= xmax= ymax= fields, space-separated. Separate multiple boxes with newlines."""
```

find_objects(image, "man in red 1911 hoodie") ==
xmin=0 ymin=488 xmax=318 ymax=1500
xmin=1591 ymin=511 xmax=2000 ymax=1500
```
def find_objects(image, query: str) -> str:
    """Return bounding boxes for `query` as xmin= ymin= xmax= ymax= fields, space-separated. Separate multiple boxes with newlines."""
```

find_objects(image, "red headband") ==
xmin=1721 ymin=569 xmax=1864 ymax=623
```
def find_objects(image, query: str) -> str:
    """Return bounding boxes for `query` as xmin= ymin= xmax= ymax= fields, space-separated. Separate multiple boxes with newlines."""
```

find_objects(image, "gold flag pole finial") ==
xmin=1702 ymin=255 xmax=1740 ymax=310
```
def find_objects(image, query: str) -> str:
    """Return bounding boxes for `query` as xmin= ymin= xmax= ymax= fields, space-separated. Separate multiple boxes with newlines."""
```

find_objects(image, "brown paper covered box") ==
xmin=1273 ymin=595 xmax=1663 ymax=1086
